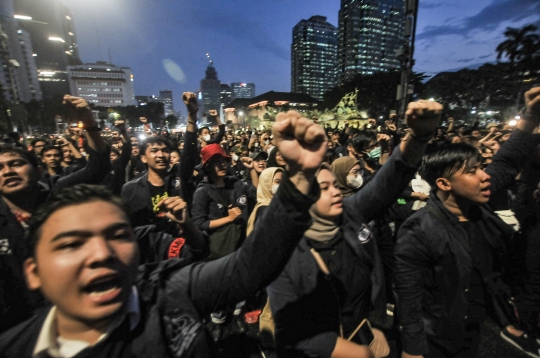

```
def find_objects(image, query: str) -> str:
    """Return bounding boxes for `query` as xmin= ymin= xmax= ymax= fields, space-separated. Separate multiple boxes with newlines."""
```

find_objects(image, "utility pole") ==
xmin=396 ymin=0 xmax=419 ymax=125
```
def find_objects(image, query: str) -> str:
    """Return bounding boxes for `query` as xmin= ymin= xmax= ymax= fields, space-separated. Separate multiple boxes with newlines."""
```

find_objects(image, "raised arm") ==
xmin=181 ymin=111 xmax=327 ymax=314
xmin=486 ymin=87 xmax=540 ymax=194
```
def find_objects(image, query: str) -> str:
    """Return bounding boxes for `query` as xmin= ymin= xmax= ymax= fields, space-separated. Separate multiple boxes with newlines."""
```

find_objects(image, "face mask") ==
xmin=232 ymin=154 xmax=239 ymax=162
xmin=202 ymin=134 xmax=211 ymax=142
xmin=367 ymin=146 xmax=381 ymax=159
xmin=264 ymin=140 xmax=270 ymax=145
xmin=254 ymin=142 xmax=259 ymax=147
xmin=272 ymin=184 xmax=279 ymax=194
xmin=347 ymin=174 xmax=363 ymax=189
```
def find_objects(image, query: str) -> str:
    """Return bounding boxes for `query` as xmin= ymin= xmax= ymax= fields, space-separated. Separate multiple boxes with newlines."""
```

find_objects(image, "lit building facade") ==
xmin=338 ymin=0 xmax=404 ymax=82
xmin=13 ymin=0 xmax=81 ymax=99
xmin=159 ymin=90 xmax=174 ymax=116
xmin=220 ymin=83 xmax=231 ymax=106
xmin=67 ymin=62 xmax=136 ymax=107
xmin=231 ymin=82 xmax=255 ymax=101
xmin=291 ymin=16 xmax=338 ymax=101
xmin=200 ymin=61 xmax=221 ymax=117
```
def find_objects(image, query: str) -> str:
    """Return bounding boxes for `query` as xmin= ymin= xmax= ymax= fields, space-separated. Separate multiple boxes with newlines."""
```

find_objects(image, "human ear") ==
xmin=24 ymin=257 xmax=42 ymax=291
xmin=140 ymin=155 xmax=147 ymax=164
xmin=435 ymin=177 xmax=451 ymax=192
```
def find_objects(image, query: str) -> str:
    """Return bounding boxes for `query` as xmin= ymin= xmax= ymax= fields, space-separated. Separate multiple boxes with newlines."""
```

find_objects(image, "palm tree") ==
xmin=496 ymin=24 xmax=539 ymax=66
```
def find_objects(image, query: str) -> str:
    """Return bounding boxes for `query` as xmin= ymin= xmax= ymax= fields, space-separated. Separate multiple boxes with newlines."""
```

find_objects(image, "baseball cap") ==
xmin=201 ymin=144 xmax=231 ymax=167
xmin=250 ymin=151 xmax=269 ymax=161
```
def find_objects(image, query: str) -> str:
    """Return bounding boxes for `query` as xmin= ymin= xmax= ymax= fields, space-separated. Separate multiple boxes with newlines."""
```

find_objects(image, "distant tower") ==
xmin=159 ymin=90 xmax=174 ymax=116
xmin=220 ymin=83 xmax=232 ymax=106
xmin=338 ymin=0 xmax=405 ymax=83
xmin=200 ymin=59 xmax=221 ymax=125
xmin=231 ymin=82 xmax=255 ymax=101
xmin=291 ymin=16 xmax=338 ymax=101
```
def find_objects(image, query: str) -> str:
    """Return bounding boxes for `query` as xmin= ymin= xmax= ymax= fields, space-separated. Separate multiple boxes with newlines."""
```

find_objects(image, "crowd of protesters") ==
xmin=0 ymin=87 xmax=539 ymax=358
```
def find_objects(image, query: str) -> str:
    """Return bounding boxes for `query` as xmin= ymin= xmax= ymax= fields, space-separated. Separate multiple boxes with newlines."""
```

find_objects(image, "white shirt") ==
xmin=33 ymin=287 xmax=140 ymax=358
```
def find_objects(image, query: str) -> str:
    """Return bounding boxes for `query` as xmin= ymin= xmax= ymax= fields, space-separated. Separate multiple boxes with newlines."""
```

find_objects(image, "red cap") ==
xmin=201 ymin=144 xmax=231 ymax=167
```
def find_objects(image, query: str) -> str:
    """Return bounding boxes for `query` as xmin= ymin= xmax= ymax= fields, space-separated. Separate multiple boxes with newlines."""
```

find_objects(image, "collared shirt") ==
xmin=33 ymin=286 xmax=140 ymax=358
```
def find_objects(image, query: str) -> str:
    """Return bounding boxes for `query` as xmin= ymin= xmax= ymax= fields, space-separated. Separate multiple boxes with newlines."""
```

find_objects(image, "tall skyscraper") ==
xmin=159 ymin=90 xmax=174 ymax=116
xmin=13 ymin=0 xmax=81 ymax=99
xmin=200 ymin=61 xmax=221 ymax=119
xmin=291 ymin=16 xmax=338 ymax=101
xmin=338 ymin=0 xmax=404 ymax=82
xmin=231 ymin=82 xmax=255 ymax=101
xmin=67 ymin=61 xmax=135 ymax=107
xmin=0 ymin=0 xmax=42 ymax=102
xmin=220 ymin=84 xmax=231 ymax=106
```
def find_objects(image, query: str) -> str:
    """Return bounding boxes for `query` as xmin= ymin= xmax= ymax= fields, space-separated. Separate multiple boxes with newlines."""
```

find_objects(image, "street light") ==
xmin=14 ymin=15 xmax=32 ymax=20
xmin=48 ymin=37 xmax=65 ymax=43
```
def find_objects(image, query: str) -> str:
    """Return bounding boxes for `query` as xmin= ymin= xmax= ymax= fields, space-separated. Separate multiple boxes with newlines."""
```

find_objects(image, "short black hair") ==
xmin=419 ymin=143 xmax=482 ymax=188
xmin=0 ymin=145 xmax=39 ymax=169
xmin=27 ymin=184 xmax=129 ymax=257
xmin=350 ymin=131 xmax=377 ymax=153
xmin=198 ymin=127 xmax=209 ymax=135
xmin=40 ymin=144 xmax=61 ymax=157
xmin=31 ymin=138 xmax=48 ymax=147
xmin=140 ymin=136 xmax=171 ymax=155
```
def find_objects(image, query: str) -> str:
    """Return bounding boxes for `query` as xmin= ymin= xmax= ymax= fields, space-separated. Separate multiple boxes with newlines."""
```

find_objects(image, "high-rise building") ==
xmin=67 ymin=61 xmax=135 ymax=107
xmin=0 ymin=0 xmax=42 ymax=102
xmin=338 ymin=0 xmax=404 ymax=82
xmin=159 ymin=90 xmax=174 ymax=116
xmin=231 ymin=82 xmax=255 ymax=101
xmin=291 ymin=16 xmax=338 ymax=101
xmin=200 ymin=61 xmax=221 ymax=121
xmin=13 ymin=0 xmax=81 ymax=99
xmin=220 ymin=84 xmax=231 ymax=106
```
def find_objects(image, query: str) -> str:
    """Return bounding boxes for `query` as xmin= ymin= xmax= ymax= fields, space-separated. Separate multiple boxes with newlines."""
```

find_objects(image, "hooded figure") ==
xmin=246 ymin=167 xmax=284 ymax=235
xmin=331 ymin=156 xmax=363 ymax=198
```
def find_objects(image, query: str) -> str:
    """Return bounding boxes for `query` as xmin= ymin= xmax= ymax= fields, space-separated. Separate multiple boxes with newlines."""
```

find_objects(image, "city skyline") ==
xmin=43 ymin=0 xmax=540 ymax=109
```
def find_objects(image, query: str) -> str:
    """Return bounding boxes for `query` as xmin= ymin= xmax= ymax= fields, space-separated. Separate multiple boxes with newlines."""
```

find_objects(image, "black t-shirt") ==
xmin=149 ymin=183 xmax=168 ymax=214
xmin=310 ymin=232 xmax=372 ymax=336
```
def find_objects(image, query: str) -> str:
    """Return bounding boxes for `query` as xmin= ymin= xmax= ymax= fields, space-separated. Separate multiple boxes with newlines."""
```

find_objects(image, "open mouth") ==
xmin=155 ymin=159 xmax=167 ymax=166
xmin=83 ymin=275 xmax=123 ymax=300
xmin=4 ymin=177 xmax=21 ymax=186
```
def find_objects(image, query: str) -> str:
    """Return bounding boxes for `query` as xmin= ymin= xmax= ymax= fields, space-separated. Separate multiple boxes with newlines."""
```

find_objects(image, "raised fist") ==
xmin=63 ymin=95 xmax=95 ymax=127
xmin=405 ymin=100 xmax=443 ymax=136
xmin=273 ymin=110 xmax=327 ymax=177
xmin=525 ymin=87 xmax=540 ymax=119
xmin=183 ymin=92 xmax=198 ymax=114
xmin=209 ymin=109 xmax=218 ymax=117
xmin=139 ymin=117 xmax=148 ymax=124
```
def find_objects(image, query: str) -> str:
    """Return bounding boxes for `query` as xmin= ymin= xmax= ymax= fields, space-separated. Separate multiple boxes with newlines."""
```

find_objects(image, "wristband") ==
xmin=409 ymin=132 xmax=433 ymax=143
xmin=85 ymin=126 xmax=101 ymax=132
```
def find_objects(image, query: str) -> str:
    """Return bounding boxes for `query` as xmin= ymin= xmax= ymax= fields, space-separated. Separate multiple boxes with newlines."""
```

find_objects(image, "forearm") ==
xmin=249 ymin=169 xmax=259 ymax=188
xmin=68 ymin=143 xmax=83 ymax=159
xmin=399 ymin=134 xmax=430 ymax=167
xmin=182 ymin=219 xmax=207 ymax=255
xmin=84 ymin=130 xmax=107 ymax=153
xmin=209 ymin=216 xmax=233 ymax=229
xmin=187 ymin=111 xmax=197 ymax=133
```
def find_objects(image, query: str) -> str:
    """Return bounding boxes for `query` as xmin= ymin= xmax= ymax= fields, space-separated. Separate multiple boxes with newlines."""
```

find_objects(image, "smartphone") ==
xmin=348 ymin=319 xmax=375 ymax=347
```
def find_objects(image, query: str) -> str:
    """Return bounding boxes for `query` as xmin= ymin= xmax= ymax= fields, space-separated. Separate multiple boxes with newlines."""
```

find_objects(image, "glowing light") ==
xmin=429 ymin=98 xmax=434 ymax=101
xmin=471 ymin=111 xmax=476 ymax=114
xmin=49 ymin=37 xmax=65 ymax=43
xmin=138 ymin=134 xmax=146 ymax=141
xmin=486 ymin=111 xmax=492 ymax=115
xmin=508 ymin=120 xmax=517 ymax=126
xmin=515 ymin=115 xmax=520 ymax=120
xmin=14 ymin=15 xmax=32 ymax=20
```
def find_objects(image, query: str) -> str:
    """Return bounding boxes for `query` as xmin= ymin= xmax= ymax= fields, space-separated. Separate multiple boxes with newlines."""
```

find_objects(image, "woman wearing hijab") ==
xmin=266 ymin=100 xmax=441 ymax=358
xmin=330 ymin=157 xmax=364 ymax=197
xmin=247 ymin=167 xmax=284 ymax=235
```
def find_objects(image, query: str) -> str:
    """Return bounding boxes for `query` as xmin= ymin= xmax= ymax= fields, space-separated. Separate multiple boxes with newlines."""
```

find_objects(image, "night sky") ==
xmin=59 ymin=0 xmax=540 ymax=114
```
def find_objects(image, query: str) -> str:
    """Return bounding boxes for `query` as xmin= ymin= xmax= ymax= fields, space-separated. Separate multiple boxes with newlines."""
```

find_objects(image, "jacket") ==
xmin=0 ymin=171 xmax=317 ymax=358
xmin=191 ymin=176 xmax=256 ymax=235
xmin=268 ymin=147 xmax=419 ymax=358
xmin=121 ymin=131 xmax=198 ymax=229
xmin=394 ymin=128 xmax=540 ymax=355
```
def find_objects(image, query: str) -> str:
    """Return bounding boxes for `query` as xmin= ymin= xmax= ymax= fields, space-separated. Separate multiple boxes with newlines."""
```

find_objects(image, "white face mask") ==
xmin=202 ymin=134 xmax=211 ymax=142
xmin=346 ymin=174 xmax=363 ymax=189
xmin=272 ymin=184 xmax=279 ymax=194
xmin=264 ymin=140 xmax=270 ymax=145
xmin=254 ymin=142 xmax=259 ymax=147
xmin=232 ymin=154 xmax=239 ymax=162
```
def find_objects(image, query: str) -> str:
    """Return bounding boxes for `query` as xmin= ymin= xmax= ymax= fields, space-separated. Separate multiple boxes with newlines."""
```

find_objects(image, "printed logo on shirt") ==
xmin=217 ymin=203 xmax=224 ymax=210
xmin=357 ymin=224 xmax=372 ymax=244
xmin=0 ymin=239 xmax=12 ymax=255
xmin=173 ymin=177 xmax=181 ymax=189
xmin=237 ymin=195 xmax=247 ymax=206
xmin=152 ymin=192 xmax=169 ymax=213
xmin=168 ymin=238 xmax=186 ymax=259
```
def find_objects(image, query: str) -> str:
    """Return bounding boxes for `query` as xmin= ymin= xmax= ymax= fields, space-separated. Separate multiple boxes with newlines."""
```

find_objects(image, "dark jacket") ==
xmin=121 ymin=131 xmax=198 ymax=230
xmin=394 ymin=128 xmax=540 ymax=355
xmin=191 ymin=176 xmax=256 ymax=235
xmin=0 ymin=172 xmax=317 ymax=358
xmin=268 ymin=147 xmax=419 ymax=358
xmin=0 ymin=146 xmax=111 ymax=333
xmin=102 ymin=141 xmax=132 ymax=194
